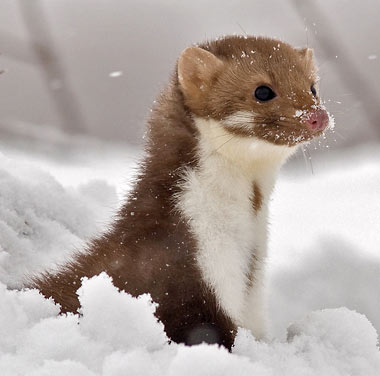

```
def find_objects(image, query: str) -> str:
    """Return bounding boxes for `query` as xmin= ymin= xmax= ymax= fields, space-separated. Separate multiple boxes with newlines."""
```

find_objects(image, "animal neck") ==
xmin=175 ymin=117 xmax=296 ymax=331
xmin=196 ymin=117 xmax=296 ymax=174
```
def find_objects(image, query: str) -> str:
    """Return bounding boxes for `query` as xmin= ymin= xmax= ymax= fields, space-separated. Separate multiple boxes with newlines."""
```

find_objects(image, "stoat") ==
xmin=32 ymin=35 xmax=331 ymax=350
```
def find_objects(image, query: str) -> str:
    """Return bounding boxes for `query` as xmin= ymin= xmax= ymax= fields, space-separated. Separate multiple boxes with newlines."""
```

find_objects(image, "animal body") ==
xmin=33 ymin=35 xmax=331 ymax=350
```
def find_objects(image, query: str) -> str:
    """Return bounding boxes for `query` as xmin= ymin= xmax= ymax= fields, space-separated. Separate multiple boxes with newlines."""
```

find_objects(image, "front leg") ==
xmin=183 ymin=321 xmax=236 ymax=350
xmin=154 ymin=285 xmax=237 ymax=351
xmin=241 ymin=267 xmax=267 ymax=340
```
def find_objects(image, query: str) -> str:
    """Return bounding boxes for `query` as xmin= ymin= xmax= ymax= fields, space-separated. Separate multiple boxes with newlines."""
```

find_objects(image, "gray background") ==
xmin=0 ymin=0 xmax=379 ymax=150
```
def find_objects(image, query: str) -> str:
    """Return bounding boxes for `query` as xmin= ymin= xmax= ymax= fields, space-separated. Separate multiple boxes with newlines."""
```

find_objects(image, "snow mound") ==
xmin=269 ymin=236 xmax=380 ymax=340
xmin=1 ymin=148 xmax=380 ymax=374
xmin=77 ymin=273 xmax=167 ymax=352
xmin=234 ymin=308 xmax=380 ymax=375
xmin=0 ymin=274 xmax=379 ymax=375
xmin=268 ymin=159 xmax=380 ymax=339
xmin=0 ymin=153 xmax=117 ymax=288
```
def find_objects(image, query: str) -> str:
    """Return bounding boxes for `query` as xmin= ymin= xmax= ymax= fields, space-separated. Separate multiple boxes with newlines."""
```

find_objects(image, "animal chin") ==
xmin=221 ymin=119 xmax=325 ymax=146
xmin=251 ymin=123 xmax=308 ymax=146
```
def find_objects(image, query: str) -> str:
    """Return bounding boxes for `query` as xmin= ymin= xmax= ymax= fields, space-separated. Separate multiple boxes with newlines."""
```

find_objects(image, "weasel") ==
xmin=32 ymin=35 xmax=331 ymax=350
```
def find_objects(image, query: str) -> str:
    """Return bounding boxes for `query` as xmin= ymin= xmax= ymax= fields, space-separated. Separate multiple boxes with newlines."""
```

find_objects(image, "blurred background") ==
xmin=1 ymin=0 xmax=379 ymax=341
xmin=0 ymin=0 xmax=379 ymax=158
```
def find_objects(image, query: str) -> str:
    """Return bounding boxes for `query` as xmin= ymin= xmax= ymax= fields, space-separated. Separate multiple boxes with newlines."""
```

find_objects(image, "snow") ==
xmin=0 ymin=275 xmax=379 ymax=375
xmin=0 ymin=153 xmax=118 ymax=288
xmin=0 ymin=139 xmax=379 ymax=375
xmin=268 ymin=152 xmax=380 ymax=340
xmin=109 ymin=71 xmax=123 ymax=78
xmin=235 ymin=309 xmax=380 ymax=375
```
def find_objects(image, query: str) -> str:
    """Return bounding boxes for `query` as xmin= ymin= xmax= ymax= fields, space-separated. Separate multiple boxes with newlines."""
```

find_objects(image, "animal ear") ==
xmin=299 ymin=47 xmax=314 ymax=64
xmin=177 ymin=47 xmax=224 ymax=100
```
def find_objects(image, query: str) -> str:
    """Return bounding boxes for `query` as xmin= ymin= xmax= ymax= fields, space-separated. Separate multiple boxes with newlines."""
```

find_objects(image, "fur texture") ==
xmin=177 ymin=117 xmax=296 ymax=339
xmin=31 ymin=35 xmax=329 ymax=350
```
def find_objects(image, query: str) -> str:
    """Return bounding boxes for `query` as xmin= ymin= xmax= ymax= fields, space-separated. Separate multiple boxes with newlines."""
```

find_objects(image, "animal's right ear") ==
xmin=298 ymin=47 xmax=315 ymax=70
xmin=177 ymin=47 xmax=224 ymax=100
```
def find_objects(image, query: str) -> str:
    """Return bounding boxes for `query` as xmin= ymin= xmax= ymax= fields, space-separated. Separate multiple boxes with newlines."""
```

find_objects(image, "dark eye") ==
xmin=311 ymin=84 xmax=317 ymax=97
xmin=254 ymin=86 xmax=276 ymax=102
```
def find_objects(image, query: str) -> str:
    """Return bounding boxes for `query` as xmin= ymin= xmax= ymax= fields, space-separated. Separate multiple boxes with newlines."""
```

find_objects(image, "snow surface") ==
xmin=0 ymin=153 xmax=118 ymax=288
xmin=0 ymin=140 xmax=379 ymax=375
xmin=1 ymin=273 xmax=379 ymax=375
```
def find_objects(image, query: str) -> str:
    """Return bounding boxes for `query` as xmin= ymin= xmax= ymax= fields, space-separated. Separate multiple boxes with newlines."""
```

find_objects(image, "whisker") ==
xmin=210 ymin=132 xmax=235 ymax=141
xmin=332 ymin=93 xmax=354 ymax=98
xmin=303 ymin=145 xmax=314 ymax=175
xmin=301 ymin=145 xmax=311 ymax=174
xmin=201 ymin=134 xmax=238 ymax=166
xmin=236 ymin=22 xmax=248 ymax=36
xmin=331 ymin=129 xmax=345 ymax=140
xmin=214 ymin=135 xmax=236 ymax=153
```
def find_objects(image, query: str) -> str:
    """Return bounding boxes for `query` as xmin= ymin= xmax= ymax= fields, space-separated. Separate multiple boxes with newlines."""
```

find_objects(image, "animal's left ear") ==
xmin=177 ymin=47 xmax=224 ymax=101
xmin=298 ymin=48 xmax=314 ymax=66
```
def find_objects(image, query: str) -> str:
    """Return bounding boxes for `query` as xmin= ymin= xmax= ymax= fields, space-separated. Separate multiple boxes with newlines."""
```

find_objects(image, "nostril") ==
xmin=308 ymin=119 xmax=319 ymax=130
xmin=305 ymin=109 xmax=329 ymax=132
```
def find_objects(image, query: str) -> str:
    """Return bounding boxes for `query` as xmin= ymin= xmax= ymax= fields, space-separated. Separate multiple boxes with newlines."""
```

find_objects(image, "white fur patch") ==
xmin=222 ymin=111 xmax=256 ymax=132
xmin=176 ymin=117 xmax=297 ymax=339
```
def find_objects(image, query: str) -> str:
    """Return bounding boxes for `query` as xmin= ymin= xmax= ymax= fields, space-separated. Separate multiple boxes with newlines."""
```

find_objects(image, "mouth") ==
xmin=254 ymin=124 xmax=314 ymax=146
xmin=221 ymin=109 xmax=332 ymax=146
xmin=256 ymin=107 xmax=332 ymax=146
xmin=221 ymin=122 xmax=323 ymax=146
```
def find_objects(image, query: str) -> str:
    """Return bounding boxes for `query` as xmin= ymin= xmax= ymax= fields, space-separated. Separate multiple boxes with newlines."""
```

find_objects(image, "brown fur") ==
xmin=179 ymin=36 xmax=321 ymax=146
xmin=31 ymin=35 xmax=326 ymax=350
xmin=246 ymin=252 xmax=259 ymax=290
xmin=31 ymin=70 xmax=236 ymax=349
xmin=251 ymin=182 xmax=263 ymax=213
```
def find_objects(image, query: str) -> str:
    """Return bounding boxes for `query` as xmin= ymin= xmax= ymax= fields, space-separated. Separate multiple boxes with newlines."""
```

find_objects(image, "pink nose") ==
xmin=305 ymin=109 xmax=329 ymax=132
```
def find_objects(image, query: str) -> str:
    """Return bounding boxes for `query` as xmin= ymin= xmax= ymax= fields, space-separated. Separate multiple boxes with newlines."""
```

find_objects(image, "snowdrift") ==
xmin=0 ymin=153 xmax=117 ymax=288
xmin=0 ymin=274 xmax=379 ymax=375
xmin=0 ymin=150 xmax=379 ymax=375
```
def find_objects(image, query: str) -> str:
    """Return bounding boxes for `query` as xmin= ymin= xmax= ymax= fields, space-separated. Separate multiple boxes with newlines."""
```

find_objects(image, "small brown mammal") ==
xmin=32 ymin=35 xmax=331 ymax=350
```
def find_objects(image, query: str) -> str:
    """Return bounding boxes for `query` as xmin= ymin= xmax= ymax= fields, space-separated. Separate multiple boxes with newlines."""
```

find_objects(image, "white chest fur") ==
xmin=176 ymin=117 xmax=296 ymax=339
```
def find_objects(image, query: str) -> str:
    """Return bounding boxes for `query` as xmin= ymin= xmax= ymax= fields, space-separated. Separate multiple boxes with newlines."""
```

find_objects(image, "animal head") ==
xmin=177 ymin=36 xmax=331 ymax=149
